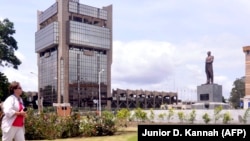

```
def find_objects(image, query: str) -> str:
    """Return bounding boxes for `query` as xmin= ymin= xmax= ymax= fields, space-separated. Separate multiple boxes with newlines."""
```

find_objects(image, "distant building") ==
xmin=111 ymin=88 xmax=178 ymax=109
xmin=35 ymin=0 xmax=113 ymax=108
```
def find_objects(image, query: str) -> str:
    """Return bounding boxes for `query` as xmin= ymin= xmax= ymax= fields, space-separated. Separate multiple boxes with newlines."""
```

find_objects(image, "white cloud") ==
xmin=0 ymin=0 xmax=248 ymax=102
xmin=111 ymin=35 xmax=245 ymax=100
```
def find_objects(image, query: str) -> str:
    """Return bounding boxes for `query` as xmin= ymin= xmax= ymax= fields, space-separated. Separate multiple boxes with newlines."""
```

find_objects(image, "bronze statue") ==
xmin=205 ymin=51 xmax=214 ymax=84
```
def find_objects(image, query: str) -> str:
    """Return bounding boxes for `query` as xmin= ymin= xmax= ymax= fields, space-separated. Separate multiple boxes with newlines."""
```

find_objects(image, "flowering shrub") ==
xmin=25 ymin=108 xmax=82 ymax=140
xmin=60 ymin=113 xmax=83 ymax=138
xmin=25 ymin=108 xmax=64 ymax=140
xmin=80 ymin=111 xmax=117 ymax=137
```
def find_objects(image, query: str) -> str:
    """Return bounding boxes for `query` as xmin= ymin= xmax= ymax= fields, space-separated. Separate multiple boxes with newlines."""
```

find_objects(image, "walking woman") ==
xmin=1 ymin=81 xmax=27 ymax=141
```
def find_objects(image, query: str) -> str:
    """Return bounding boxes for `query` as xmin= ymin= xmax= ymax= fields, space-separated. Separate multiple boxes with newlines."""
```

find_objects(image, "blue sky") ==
xmin=0 ymin=0 xmax=249 ymax=101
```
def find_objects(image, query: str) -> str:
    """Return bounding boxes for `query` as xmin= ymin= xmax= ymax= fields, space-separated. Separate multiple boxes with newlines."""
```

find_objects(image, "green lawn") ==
xmin=29 ymin=127 xmax=138 ymax=141
xmin=127 ymin=134 xmax=137 ymax=141
xmin=57 ymin=132 xmax=137 ymax=141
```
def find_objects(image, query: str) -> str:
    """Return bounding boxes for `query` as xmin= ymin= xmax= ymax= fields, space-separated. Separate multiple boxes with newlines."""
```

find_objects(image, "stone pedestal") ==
xmin=192 ymin=83 xmax=230 ymax=109
xmin=191 ymin=102 xmax=230 ymax=109
xmin=197 ymin=84 xmax=222 ymax=102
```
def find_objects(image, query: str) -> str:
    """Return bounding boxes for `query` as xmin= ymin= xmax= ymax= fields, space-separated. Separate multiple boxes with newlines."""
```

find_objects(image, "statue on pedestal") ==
xmin=205 ymin=51 xmax=214 ymax=84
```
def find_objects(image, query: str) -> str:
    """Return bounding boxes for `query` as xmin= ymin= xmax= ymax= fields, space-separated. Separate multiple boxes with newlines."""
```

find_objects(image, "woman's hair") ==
xmin=9 ymin=81 xmax=20 ymax=94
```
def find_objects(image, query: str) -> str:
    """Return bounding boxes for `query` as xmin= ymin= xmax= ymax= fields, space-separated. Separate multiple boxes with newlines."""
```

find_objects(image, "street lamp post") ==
xmin=78 ymin=79 xmax=80 ymax=108
xmin=98 ymin=69 xmax=104 ymax=116
xmin=51 ymin=85 xmax=53 ymax=105
xmin=52 ymin=77 xmax=57 ymax=106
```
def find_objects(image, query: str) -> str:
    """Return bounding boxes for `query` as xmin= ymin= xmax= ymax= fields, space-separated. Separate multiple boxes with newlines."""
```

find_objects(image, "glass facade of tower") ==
xmin=68 ymin=47 xmax=107 ymax=107
xmin=69 ymin=21 xmax=111 ymax=49
xmin=35 ymin=0 xmax=112 ymax=108
xmin=38 ymin=48 xmax=58 ymax=106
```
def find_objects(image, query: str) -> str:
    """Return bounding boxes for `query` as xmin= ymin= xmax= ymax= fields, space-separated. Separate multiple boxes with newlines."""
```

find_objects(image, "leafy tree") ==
xmin=133 ymin=108 xmax=148 ymax=122
xmin=116 ymin=108 xmax=131 ymax=127
xmin=149 ymin=108 xmax=155 ymax=122
xmin=177 ymin=111 xmax=185 ymax=123
xmin=158 ymin=113 xmax=166 ymax=121
xmin=222 ymin=111 xmax=233 ymax=124
xmin=229 ymin=77 xmax=245 ymax=109
xmin=0 ymin=72 xmax=10 ymax=101
xmin=0 ymin=18 xmax=21 ymax=69
xmin=214 ymin=105 xmax=223 ymax=123
xmin=202 ymin=113 xmax=211 ymax=124
xmin=187 ymin=109 xmax=196 ymax=124
xmin=167 ymin=107 xmax=174 ymax=123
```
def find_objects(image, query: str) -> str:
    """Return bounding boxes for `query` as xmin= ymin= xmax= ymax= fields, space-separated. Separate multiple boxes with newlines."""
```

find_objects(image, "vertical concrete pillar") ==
xmin=242 ymin=46 xmax=250 ymax=109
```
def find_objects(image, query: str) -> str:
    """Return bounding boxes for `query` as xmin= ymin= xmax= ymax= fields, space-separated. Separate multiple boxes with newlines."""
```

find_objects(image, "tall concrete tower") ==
xmin=242 ymin=46 xmax=250 ymax=109
xmin=35 ymin=0 xmax=113 ymax=109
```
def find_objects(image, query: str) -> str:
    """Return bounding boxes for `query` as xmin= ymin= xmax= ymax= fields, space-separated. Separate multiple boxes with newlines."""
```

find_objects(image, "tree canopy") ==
xmin=229 ymin=76 xmax=245 ymax=108
xmin=0 ymin=72 xmax=10 ymax=101
xmin=0 ymin=18 xmax=21 ymax=69
xmin=0 ymin=18 xmax=21 ymax=101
